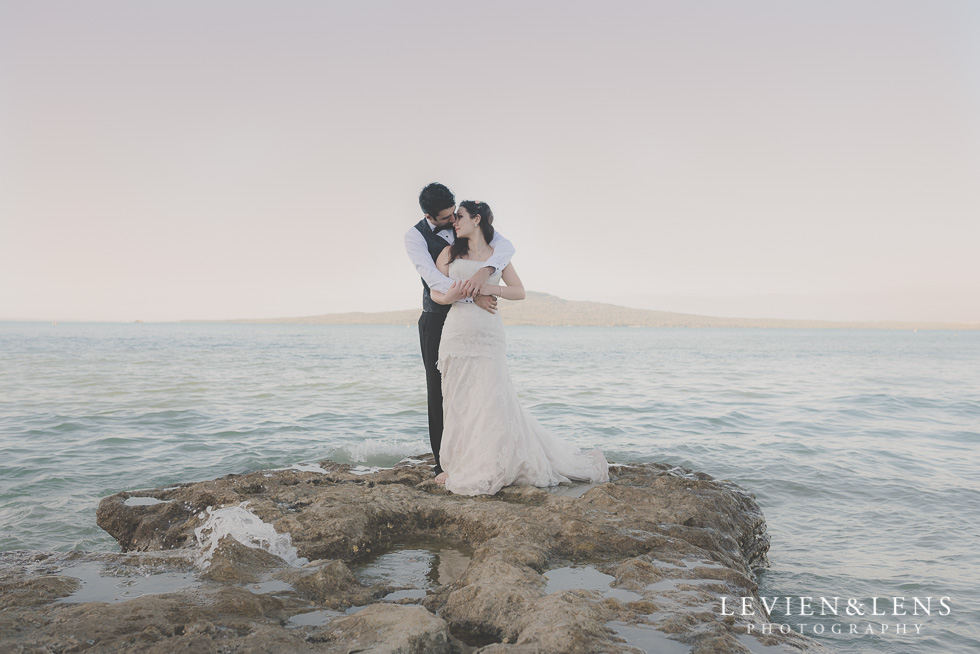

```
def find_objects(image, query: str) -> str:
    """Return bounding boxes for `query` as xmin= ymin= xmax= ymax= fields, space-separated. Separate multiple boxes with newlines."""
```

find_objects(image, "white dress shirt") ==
xmin=404 ymin=218 xmax=516 ymax=304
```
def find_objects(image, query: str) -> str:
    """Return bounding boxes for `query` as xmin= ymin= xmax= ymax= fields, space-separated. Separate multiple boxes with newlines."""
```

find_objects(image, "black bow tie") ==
xmin=433 ymin=223 xmax=453 ymax=234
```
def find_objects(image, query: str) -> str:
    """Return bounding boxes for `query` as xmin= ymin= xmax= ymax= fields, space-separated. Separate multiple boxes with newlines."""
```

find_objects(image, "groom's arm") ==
xmin=485 ymin=231 xmax=515 ymax=274
xmin=404 ymin=228 xmax=454 ymax=294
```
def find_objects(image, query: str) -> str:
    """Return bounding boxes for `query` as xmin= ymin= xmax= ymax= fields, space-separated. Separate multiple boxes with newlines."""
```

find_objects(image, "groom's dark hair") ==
xmin=419 ymin=182 xmax=455 ymax=218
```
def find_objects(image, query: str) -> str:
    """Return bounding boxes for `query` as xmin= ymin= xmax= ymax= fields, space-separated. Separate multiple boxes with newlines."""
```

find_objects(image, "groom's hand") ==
xmin=462 ymin=266 xmax=493 ymax=298
xmin=474 ymin=294 xmax=498 ymax=314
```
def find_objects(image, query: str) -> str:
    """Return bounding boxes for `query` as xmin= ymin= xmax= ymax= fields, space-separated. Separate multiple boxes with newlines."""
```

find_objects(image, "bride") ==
xmin=428 ymin=200 xmax=609 ymax=496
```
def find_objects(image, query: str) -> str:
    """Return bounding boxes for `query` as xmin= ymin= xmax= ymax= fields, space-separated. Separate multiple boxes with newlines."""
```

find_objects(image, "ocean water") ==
xmin=1 ymin=321 xmax=978 ymax=653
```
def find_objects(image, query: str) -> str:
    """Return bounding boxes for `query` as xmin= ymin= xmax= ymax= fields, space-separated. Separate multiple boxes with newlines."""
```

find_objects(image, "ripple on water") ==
xmin=543 ymin=565 xmax=642 ymax=603
xmin=55 ymin=561 xmax=200 ymax=604
xmin=351 ymin=539 xmax=472 ymax=593
xmin=605 ymin=621 xmax=691 ymax=654
xmin=287 ymin=608 xmax=343 ymax=628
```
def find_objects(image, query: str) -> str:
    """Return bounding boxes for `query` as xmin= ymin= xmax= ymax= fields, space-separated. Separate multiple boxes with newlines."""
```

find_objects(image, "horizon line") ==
xmin=5 ymin=290 xmax=980 ymax=330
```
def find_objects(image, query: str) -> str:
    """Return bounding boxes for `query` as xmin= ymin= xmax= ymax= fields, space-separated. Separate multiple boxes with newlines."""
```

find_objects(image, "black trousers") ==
xmin=418 ymin=311 xmax=447 ymax=474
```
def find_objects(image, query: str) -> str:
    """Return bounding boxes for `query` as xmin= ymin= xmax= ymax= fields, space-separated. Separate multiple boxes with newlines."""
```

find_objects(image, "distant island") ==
xmin=184 ymin=292 xmax=979 ymax=330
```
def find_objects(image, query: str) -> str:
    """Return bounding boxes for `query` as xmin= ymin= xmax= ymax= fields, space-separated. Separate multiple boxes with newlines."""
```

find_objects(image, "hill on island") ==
xmin=185 ymin=292 xmax=979 ymax=330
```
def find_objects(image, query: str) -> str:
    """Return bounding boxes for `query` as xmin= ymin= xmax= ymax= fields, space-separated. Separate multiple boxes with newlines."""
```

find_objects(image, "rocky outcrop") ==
xmin=0 ymin=457 xmax=832 ymax=653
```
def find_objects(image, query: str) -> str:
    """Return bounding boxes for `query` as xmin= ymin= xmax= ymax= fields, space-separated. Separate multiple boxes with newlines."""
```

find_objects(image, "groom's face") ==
xmin=428 ymin=206 xmax=457 ymax=229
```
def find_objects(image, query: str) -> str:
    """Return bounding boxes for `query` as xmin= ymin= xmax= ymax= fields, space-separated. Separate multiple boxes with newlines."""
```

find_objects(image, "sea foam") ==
xmin=193 ymin=501 xmax=308 ymax=568
xmin=330 ymin=438 xmax=421 ymax=466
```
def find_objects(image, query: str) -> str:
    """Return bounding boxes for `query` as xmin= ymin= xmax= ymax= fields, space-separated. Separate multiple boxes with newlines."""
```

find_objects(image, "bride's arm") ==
xmin=430 ymin=247 xmax=465 ymax=305
xmin=486 ymin=263 xmax=525 ymax=301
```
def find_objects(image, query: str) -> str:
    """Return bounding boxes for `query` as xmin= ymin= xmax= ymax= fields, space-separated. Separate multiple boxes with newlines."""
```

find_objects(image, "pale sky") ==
xmin=2 ymin=1 xmax=979 ymax=323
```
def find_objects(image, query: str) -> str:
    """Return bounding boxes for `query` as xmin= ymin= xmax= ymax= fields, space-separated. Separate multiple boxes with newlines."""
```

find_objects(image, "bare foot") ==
xmin=435 ymin=472 xmax=448 ymax=485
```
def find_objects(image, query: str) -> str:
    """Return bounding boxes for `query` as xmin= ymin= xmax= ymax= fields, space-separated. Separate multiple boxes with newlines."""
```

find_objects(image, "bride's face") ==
xmin=453 ymin=207 xmax=479 ymax=239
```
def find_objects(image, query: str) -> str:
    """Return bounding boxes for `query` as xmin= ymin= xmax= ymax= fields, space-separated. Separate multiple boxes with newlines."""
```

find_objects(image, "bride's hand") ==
xmin=464 ymin=267 xmax=493 ymax=297
xmin=444 ymin=281 xmax=464 ymax=303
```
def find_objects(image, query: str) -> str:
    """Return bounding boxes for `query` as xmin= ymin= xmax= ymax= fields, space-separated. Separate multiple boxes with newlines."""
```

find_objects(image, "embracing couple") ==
xmin=404 ymin=182 xmax=609 ymax=496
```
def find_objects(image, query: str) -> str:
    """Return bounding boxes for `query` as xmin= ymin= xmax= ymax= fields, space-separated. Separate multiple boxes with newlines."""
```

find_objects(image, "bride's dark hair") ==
xmin=449 ymin=200 xmax=495 ymax=263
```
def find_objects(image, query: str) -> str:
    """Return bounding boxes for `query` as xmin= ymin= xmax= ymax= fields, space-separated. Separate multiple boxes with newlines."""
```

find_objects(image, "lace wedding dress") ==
xmin=437 ymin=258 xmax=610 ymax=496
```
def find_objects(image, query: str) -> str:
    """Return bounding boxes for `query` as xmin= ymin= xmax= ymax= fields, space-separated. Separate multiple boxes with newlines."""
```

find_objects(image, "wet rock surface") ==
xmin=0 ymin=457 xmax=833 ymax=653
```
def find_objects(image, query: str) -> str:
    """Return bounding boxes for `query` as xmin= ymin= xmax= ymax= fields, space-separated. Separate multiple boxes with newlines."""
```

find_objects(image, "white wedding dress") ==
xmin=437 ymin=258 xmax=610 ymax=496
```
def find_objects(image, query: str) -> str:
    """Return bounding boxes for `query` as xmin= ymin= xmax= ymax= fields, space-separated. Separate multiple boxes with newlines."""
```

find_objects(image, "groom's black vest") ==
xmin=414 ymin=219 xmax=452 ymax=315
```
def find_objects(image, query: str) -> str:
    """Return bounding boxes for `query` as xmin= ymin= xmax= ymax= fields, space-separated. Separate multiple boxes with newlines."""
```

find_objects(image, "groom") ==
xmin=404 ymin=182 xmax=515 ymax=482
